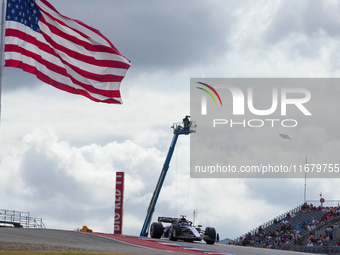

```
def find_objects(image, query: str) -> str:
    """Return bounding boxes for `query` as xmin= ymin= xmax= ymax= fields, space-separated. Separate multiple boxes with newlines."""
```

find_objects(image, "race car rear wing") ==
xmin=157 ymin=217 xmax=178 ymax=223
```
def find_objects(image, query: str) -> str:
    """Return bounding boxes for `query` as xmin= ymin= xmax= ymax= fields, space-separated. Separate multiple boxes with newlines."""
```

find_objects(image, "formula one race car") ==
xmin=150 ymin=216 xmax=217 ymax=244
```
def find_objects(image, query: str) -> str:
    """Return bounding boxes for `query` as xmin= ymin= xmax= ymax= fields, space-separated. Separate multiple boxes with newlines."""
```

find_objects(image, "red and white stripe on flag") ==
xmin=5 ymin=0 xmax=131 ymax=104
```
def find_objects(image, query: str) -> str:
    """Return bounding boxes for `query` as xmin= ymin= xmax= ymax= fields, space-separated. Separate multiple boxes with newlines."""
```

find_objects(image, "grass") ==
xmin=0 ymin=252 xmax=129 ymax=255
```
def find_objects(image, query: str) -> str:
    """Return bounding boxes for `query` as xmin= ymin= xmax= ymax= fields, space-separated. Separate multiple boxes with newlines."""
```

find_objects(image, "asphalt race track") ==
xmin=0 ymin=228 xmax=185 ymax=255
xmin=0 ymin=228 xmax=312 ymax=255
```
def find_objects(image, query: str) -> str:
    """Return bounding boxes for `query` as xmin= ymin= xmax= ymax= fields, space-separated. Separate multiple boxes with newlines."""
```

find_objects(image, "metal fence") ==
xmin=0 ymin=209 xmax=45 ymax=228
xmin=306 ymin=200 xmax=340 ymax=208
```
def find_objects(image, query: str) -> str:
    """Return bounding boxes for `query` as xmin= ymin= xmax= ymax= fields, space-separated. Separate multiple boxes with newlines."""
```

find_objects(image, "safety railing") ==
xmin=0 ymin=209 xmax=45 ymax=228
xmin=306 ymin=200 xmax=340 ymax=207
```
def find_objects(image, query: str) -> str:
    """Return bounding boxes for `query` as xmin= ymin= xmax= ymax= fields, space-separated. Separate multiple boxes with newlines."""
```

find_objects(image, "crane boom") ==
xmin=140 ymin=116 xmax=196 ymax=237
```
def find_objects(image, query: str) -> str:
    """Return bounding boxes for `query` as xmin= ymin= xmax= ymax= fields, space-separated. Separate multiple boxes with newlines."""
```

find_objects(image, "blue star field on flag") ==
xmin=6 ymin=0 xmax=42 ymax=33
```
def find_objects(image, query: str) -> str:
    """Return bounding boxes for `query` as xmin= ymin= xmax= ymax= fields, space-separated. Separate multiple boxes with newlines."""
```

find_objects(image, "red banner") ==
xmin=114 ymin=172 xmax=124 ymax=234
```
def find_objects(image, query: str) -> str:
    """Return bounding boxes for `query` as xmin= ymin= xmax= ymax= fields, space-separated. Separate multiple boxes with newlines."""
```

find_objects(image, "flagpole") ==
xmin=0 ymin=0 xmax=6 ymax=123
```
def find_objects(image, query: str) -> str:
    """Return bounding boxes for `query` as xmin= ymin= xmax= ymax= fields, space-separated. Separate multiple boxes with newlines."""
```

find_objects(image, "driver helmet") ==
xmin=181 ymin=221 xmax=188 ymax=227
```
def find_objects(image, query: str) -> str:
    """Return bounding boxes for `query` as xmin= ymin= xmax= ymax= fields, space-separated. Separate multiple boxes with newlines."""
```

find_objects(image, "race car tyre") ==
xmin=168 ymin=224 xmax=180 ymax=241
xmin=150 ymin=222 xmax=163 ymax=238
xmin=205 ymin=227 xmax=216 ymax=244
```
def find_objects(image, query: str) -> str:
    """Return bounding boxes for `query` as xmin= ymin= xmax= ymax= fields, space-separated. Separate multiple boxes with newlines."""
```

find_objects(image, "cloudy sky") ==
xmin=1 ymin=0 xmax=340 ymax=240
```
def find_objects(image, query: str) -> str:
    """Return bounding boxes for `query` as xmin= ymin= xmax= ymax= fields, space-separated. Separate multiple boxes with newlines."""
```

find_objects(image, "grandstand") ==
xmin=234 ymin=202 xmax=340 ymax=254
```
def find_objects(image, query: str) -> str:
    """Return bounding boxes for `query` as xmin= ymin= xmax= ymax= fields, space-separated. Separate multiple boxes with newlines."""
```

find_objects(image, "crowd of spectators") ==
xmin=303 ymin=223 xmax=337 ymax=247
xmin=299 ymin=203 xmax=340 ymax=217
xmin=235 ymin=203 xmax=340 ymax=249
xmin=237 ymin=220 xmax=303 ymax=248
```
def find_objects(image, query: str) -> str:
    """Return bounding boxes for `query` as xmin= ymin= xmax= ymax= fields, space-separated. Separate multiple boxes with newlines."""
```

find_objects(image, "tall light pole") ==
xmin=304 ymin=156 xmax=312 ymax=203
xmin=304 ymin=157 xmax=307 ymax=203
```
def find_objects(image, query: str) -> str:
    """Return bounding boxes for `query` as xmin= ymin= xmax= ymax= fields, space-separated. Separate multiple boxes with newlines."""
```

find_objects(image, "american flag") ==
xmin=5 ymin=0 xmax=131 ymax=104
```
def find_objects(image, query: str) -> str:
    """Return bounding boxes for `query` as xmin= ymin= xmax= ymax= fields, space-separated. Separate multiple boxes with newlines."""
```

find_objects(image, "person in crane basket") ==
xmin=183 ymin=116 xmax=190 ymax=130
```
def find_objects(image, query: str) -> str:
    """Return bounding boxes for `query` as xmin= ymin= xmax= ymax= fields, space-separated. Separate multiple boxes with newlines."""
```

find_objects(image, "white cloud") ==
xmin=0 ymin=129 xmax=165 ymax=232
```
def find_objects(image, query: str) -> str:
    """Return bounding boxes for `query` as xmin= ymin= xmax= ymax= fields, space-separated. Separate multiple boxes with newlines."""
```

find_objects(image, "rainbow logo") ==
xmin=196 ymin=82 xmax=223 ymax=106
